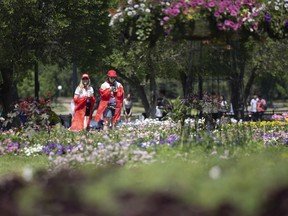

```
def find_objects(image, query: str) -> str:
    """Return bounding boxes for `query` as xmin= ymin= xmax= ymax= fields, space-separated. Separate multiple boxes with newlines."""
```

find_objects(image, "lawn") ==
xmin=0 ymin=155 xmax=49 ymax=176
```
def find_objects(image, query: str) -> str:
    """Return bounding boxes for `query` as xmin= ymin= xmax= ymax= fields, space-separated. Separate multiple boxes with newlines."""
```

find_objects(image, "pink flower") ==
xmin=197 ymin=0 xmax=205 ymax=6
xmin=207 ymin=1 xmax=216 ymax=8
xmin=162 ymin=0 xmax=263 ymax=33
xmin=230 ymin=10 xmax=238 ymax=17
xmin=163 ymin=16 xmax=170 ymax=21
xmin=224 ymin=20 xmax=234 ymax=27
xmin=214 ymin=11 xmax=221 ymax=17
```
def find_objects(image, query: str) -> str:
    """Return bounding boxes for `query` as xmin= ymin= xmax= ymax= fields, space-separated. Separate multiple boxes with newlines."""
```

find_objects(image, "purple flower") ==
xmin=42 ymin=146 xmax=50 ymax=154
xmin=224 ymin=20 xmax=234 ymax=27
xmin=285 ymin=20 xmax=288 ymax=29
xmin=166 ymin=134 xmax=179 ymax=145
xmin=56 ymin=148 xmax=64 ymax=155
xmin=48 ymin=142 xmax=57 ymax=149
xmin=264 ymin=13 xmax=272 ymax=23
xmin=42 ymin=142 xmax=71 ymax=155
xmin=7 ymin=142 xmax=19 ymax=153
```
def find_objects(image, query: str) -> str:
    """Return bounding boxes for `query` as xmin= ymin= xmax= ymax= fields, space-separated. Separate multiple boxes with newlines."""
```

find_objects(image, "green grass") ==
xmin=0 ymin=155 xmax=49 ymax=176
xmin=82 ymin=146 xmax=288 ymax=215
xmin=131 ymin=102 xmax=145 ymax=114
xmin=51 ymin=103 xmax=69 ymax=115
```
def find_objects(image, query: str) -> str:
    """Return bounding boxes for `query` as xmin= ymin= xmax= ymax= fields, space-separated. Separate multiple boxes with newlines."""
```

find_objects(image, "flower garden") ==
xmin=0 ymin=0 xmax=288 ymax=215
xmin=0 ymin=115 xmax=288 ymax=215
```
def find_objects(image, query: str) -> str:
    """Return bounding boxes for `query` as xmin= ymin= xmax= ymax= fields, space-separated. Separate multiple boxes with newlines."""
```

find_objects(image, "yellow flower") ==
xmin=186 ymin=14 xmax=193 ymax=20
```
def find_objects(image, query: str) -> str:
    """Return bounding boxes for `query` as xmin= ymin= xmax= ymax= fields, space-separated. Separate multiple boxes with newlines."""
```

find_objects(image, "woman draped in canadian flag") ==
xmin=95 ymin=70 xmax=124 ymax=129
xmin=69 ymin=73 xmax=96 ymax=131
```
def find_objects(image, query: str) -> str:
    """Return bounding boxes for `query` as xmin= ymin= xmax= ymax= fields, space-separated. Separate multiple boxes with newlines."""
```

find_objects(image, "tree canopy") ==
xmin=0 ymin=0 xmax=112 ymax=114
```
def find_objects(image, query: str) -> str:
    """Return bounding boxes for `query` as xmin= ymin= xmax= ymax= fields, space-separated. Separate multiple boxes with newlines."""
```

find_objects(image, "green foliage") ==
xmin=245 ymin=38 xmax=288 ymax=98
xmin=246 ymin=38 xmax=288 ymax=77
xmin=54 ymin=0 xmax=112 ymax=70
xmin=169 ymin=97 xmax=191 ymax=124
xmin=17 ymin=71 xmax=35 ymax=98
xmin=17 ymin=64 xmax=74 ymax=98
xmin=0 ymin=0 xmax=112 ymax=112
xmin=0 ymin=0 xmax=57 ymax=68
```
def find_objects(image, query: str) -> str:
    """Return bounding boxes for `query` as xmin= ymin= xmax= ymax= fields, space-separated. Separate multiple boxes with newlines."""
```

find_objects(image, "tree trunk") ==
xmin=180 ymin=41 xmax=201 ymax=97
xmin=243 ymin=66 xmax=258 ymax=107
xmin=0 ymin=67 xmax=18 ymax=115
xmin=229 ymin=41 xmax=246 ymax=120
xmin=198 ymin=74 xmax=203 ymax=99
xmin=147 ymin=48 xmax=157 ymax=118
xmin=180 ymin=69 xmax=195 ymax=97
xmin=135 ymin=84 xmax=150 ymax=115
xmin=230 ymin=77 xmax=242 ymax=119
xmin=34 ymin=62 xmax=40 ymax=100
xmin=117 ymin=71 xmax=150 ymax=116
xmin=180 ymin=71 xmax=186 ymax=97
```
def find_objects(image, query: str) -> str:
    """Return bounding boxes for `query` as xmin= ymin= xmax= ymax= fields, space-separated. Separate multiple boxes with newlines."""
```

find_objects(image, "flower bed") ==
xmin=0 ymin=118 xmax=287 ymax=171
xmin=0 ymin=118 xmax=288 ymax=215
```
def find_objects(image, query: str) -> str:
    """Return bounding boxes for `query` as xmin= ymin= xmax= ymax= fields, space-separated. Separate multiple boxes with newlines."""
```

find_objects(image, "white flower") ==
xmin=140 ymin=3 xmax=145 ymax=8
xmin=134 ymin=4 xmax=139 ymax=8
xmin=248 ymin=18 xmax=254 ymax=23
xmin=127 ymin=11 xmax=133 ymax=16
xmin=274 ymin=6 xmax=280 ymax=10
xmin=119 ymin=18 xmax=124 ymax=22
xmin=127 ymin=0 xmax=133 ymax=4
xmin=209 ymin=166 xmax=221 ymax=179
xmin=145 ymin=8 xmax=151 ymax=13
xmin=109 ymin=20 xmax=114 ymax=26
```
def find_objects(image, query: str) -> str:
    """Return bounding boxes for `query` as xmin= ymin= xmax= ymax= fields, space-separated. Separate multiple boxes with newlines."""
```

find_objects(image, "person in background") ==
xmin=250 ymin=94 xmax=259 ymax=121
xmin=69 ymin=73 xmax=95 ymax=131
xmin=123 ymin=93 xmax=133 ymax=123
xmin=211 ymin=92 xmax=220 ymax=121
xmin=155 ymin=90 xmax=172 ymax=120
xmin=218 ymin=95 xmax=229 ymax=118
xmin=0 ymin=100 xmax=4 ymax=129
xmin=95 ymin=70 xmax=124 ymax=129
xmin=256 ymin=95 xmax=267 ymax=121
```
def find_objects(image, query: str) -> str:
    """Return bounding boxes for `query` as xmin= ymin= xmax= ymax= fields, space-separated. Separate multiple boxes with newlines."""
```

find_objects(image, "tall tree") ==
xmin=0 ymin=0 xmax=112 ymax=115
xmin=0 ymin=0 xmax=57 ymax=114
xmin=54 ymin=0 xmax=111 ymax=94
